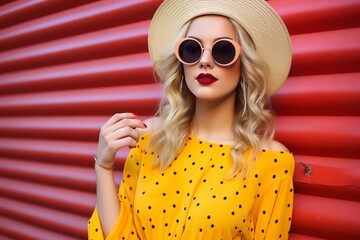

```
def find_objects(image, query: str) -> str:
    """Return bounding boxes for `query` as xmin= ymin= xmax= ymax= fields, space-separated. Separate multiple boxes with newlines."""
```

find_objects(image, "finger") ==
xmin=109 ymin=126 xmax=140 ymax=143
xmin=111 ymin=136 xmax=138 ymax=150
xmin=103 ymin=112 xmax=137 ymax=129
xmin=107 ymin=118 xmax=146 ymax=134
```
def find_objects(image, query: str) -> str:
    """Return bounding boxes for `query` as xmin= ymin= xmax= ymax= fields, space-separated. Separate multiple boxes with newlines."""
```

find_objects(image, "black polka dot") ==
xmin=211 ymin=224 xmax=215 ymax=228
xmin=263 ymin=210 xmax=266 ymax=214
xmin=207 ymin=215 xmax=211 ymax=219
xmin=275 ymin=219 xmax=279 ymax=224
xmin=273 ymin=175 xmax=276 ymax=179
xmin=255 ymin=174 xmax=258 ymax=178
xmin=285 ymin=170 xmax=288 ymax=174
xmin=274 ymin=158 xmax=278 ymax=163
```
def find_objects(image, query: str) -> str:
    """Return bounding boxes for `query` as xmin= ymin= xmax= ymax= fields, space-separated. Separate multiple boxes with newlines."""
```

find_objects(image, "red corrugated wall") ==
xmin=0 ymin=0 xmax=359 ymax=239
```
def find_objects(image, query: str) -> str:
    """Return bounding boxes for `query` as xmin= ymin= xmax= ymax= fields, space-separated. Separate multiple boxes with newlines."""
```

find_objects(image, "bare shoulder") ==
xmin=260 ymin=139 xmax=290 ymax=153
xmin=136 ymin=116 xmax=163 ymax=136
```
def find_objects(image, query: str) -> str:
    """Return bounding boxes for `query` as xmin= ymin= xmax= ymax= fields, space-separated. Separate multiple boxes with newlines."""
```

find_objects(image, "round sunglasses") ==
xmin=174 ymin=38 xmax=241 ymax=66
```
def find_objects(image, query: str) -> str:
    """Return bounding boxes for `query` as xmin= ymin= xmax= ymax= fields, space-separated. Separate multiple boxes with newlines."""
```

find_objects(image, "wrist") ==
xmin=93 ymin=155 xmax=115 ymax=171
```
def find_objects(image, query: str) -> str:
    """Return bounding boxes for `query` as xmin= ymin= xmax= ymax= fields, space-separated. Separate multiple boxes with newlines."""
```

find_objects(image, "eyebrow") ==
xmin=187 ymin=36 xmax=233 ymax=43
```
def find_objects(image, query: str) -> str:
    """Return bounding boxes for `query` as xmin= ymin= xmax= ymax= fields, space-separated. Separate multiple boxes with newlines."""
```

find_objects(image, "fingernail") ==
xmin=143 ymin=123 xmax=148 ymax=128
xmin=133 ymin=112 xmax=139 ymax=116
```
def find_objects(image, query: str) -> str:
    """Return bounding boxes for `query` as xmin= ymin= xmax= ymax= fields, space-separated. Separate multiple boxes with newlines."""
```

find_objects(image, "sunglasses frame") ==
xmin=174 ymin=37 xmax=242 ymax=67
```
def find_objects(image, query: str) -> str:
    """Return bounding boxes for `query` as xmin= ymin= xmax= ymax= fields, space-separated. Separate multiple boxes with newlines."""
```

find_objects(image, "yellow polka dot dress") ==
xmin=88 ymin=133 xmax=295 ymax=240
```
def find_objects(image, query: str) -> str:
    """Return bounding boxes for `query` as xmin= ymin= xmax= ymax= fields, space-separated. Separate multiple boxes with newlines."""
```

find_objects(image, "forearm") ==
xmin=95 ymin=164 xmax=120 ymax=237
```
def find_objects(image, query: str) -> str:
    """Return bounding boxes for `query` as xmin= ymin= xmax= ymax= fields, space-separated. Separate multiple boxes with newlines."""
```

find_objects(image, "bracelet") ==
xmin=93 ymin=155 xmax=115 ymax=170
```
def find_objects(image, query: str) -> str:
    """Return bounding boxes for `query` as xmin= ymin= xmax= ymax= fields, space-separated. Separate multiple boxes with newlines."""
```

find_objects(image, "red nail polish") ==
xmin=143 ymin=123 xmax=148 ymax=128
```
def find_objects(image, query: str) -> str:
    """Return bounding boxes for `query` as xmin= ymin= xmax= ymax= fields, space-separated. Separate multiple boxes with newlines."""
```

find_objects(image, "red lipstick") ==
xmin=196 ymin=73 xmax=218 ymax=85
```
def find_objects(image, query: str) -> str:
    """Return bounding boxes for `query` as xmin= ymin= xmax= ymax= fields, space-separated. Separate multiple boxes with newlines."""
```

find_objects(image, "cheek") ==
xmin=183 ymin=65 xmax=193 ymax=78
xmin=223 ymin=62 xmax=241 ymax=84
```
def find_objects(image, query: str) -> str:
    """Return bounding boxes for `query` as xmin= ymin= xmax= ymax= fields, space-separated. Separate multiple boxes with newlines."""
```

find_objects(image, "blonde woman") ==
xmin=89 ymin=0 xmax=294 ymax=239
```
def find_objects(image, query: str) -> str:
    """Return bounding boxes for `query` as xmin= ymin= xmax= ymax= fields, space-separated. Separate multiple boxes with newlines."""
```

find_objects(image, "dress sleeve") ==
xmin=88 ymin=143 xmax=143 ymax=240
xmin=254 ymin=175 xmax=294 ymax=239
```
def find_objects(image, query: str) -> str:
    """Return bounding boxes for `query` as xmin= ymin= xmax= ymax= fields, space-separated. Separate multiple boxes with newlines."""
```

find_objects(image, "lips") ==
xmin=196 ymin=73 xmax=218 ymax=85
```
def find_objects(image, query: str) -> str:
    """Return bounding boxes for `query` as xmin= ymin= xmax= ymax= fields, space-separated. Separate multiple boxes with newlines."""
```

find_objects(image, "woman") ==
xmin=88 ymin=0 xmax=294 ymax=239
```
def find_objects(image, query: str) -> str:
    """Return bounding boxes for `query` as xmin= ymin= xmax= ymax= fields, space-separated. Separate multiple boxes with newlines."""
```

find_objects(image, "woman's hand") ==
xmin=96 ymin=113 xmax=147 ymax=169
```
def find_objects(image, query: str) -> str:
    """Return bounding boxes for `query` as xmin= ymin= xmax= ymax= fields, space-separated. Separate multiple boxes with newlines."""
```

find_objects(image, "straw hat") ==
xmin=148 ymin=0 xmax=292 ymax=96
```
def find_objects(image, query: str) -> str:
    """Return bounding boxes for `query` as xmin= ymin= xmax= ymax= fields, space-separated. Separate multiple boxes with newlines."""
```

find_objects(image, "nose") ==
xmin=199 ymin=48 xmax=214 ymax=68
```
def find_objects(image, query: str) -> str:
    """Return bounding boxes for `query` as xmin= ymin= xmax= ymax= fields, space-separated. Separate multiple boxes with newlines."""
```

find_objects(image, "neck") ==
xmin=191 ymin=93 xmax=236 ymax=144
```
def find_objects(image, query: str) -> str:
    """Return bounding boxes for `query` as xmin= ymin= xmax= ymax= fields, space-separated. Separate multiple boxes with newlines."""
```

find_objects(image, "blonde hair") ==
xmin=149 ymin=16 xmax=274 ymax=178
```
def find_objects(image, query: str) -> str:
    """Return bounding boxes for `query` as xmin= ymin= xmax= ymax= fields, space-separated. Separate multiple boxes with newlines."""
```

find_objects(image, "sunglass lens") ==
xmin=213 ymin=40 xmax=236 ymax=65
xmin=179 ymin=39 xmax=202 ymax=64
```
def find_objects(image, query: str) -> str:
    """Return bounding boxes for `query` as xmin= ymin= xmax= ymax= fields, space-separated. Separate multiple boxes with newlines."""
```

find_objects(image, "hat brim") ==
xmin=148 ymin=0 xmax=292 ymax=96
